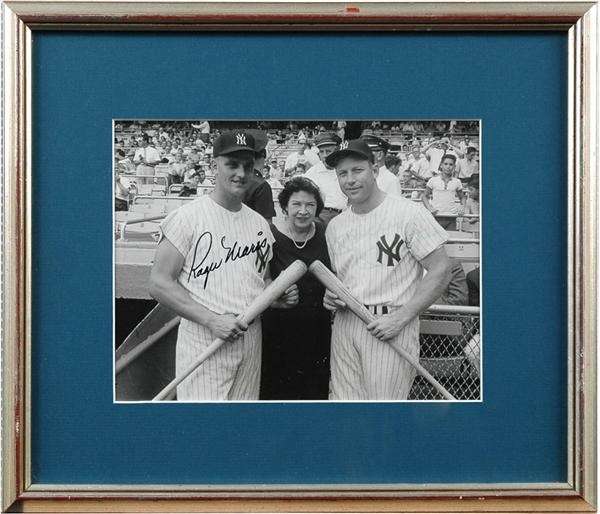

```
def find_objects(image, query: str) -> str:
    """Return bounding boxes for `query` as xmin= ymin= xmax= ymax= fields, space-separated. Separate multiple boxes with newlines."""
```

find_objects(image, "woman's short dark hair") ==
xmin=278 ymin=176 xmax=324 ymax=216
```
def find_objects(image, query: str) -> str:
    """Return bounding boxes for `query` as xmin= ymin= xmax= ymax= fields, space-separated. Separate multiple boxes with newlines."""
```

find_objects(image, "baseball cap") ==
xmin=245 ymin=129 xmax=269 ymax=152
xmin=362 ymin=134 xmax=390 ymax=152
xmin=314 ymin=132 xmax=342 ymax=148
xmin=212 ymin=131 xmax=256 ymax=157
xmin=325 ymin=139 xmax=374 ymax=167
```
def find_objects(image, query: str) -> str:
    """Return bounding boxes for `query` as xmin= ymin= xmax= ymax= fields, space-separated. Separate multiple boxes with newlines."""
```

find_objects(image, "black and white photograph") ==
xmin=114 ymin=120 xmax=481 ymax=402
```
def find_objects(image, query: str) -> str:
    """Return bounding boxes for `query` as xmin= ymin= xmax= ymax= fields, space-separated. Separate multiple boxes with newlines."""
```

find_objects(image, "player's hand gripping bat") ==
xmin=153 ymin=260 xmax=308 ymax=401
xmin=309 ymin=260 xmax=456 ymax=401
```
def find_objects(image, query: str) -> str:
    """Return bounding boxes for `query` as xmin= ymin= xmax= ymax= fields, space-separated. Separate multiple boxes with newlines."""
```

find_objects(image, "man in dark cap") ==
xmin=322 ymin=138 xmax=451 ymax=400
xmin=243 ymin=129 xmax=276 ymax=222
xmin=363 ymin=134 xmax=400 ymax=196
xmin=304 ymin=132 xmax=346 ymax=226
xmin=149 ymin=130 xmax=298 ymax=401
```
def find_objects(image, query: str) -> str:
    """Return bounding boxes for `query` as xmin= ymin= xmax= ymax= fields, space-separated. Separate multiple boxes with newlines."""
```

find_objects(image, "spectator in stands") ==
xmin=117 ymin=149 xmax=136 ymax=173
xmin=158 ymin=140 xmax=170 ymax=159
xmin=284 ymin=140 xmax=320 ymax=174
xmin=304 ymin=132 xmax=346 ymax=226
xmin=422 ymin=154 xmax=466 ymax=230
xmin=406 ymin=149 xmax=432 ymax=183
xmin=467 ymin=267 xmax=480 ymax=306
xmin=457 ymin=134 xmax=476 ymax=154
xmin=204 ymin=141 xmax=214 ymax=158
xmin=243 ymin=129 xmax=276 ymax=222
xmin=114 ymin=149 xmax=128 ymax=173
xmin=292 ymin=162 xmax=307 ymax=177
xmin=268 ymin=158 xmax=282 ymax=180
xmin=192 ymin=120 xmax=211 ymax=143
xmin=456 ymin=146 xmax=479 ymax=182
xmin=277 ymin=160 xmax=287 ymax=178
xmin=463 ymin=175 xmax=480 ymax=235
xmin=154 ymin=157 xmax=173 ymax=181
xmin=115 ymin=162 xmax=134 ymax=211
xmin=437 ymin=259 xmax=468 ymax=305
xmin=435 ymin=121 xmax=448 ymax=134
xmin=400 ymin=170 xmax=422 ymax=200
xmin=177 ymin=182 xmax=197 ymax=197
xmin=402 ymin=121 xmax=417 ymax=134
xmin=275 ymin=130 xmax=286 ymax=144
xmin=193 ymin=166 xmax=212 ymax=187
xmin=421 ymin=137 xmax=460 ymax=174
xmin=168 ymin=153 xmax=187 ymax=185
xmin=187 ymin=146 xmax=201 ymax=164
xmin=158 ymin=126 xmax=169 ymax=142
xmin=384 ymin=154 xmax=402 ymax=176
xmin=133 ymin=135 xmax=161 ymax=176
xmin=264 ymin=166 xmax=283 ymax=190
xmin=177 ymin=168 xmax=210 ymax=197
xmin=172 ymin=137 xmax=182 ymax=153
xmin=336 ymin=120 xmax=347 ymax=140
xmin=401 ymin=148 xmax=415 ymax=172
xmin=182 ymin=161 xmax=198 ymax=183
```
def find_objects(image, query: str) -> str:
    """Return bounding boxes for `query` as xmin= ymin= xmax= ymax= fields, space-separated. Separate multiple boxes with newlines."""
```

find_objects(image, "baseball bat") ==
xmin=152 ymin=260 xmax=308 ymax=401
xmin=308 ymin=260 xmax=456 ymax=401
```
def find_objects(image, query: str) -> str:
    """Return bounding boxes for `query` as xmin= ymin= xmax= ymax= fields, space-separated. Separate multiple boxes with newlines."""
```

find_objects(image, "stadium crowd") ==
xmin=115 ymin=120 xmax=479 ymax=230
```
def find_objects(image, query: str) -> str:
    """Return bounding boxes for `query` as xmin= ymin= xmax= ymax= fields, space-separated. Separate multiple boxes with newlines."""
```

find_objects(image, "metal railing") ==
xmin=117 ymin=213 xmax=167 ymax=242
xmin=125 ymin=174 xmax=169 ymax=197
xmin=410 ymin=307 xmax=481 ymax=401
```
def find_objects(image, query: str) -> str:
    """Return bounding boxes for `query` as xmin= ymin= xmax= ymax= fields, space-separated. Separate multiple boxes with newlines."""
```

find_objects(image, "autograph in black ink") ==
xmin=188 ymin=231 xmax=271 ymax=288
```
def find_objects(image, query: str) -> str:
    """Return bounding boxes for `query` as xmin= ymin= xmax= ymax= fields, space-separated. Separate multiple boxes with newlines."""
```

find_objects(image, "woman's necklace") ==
xmin=289 ymin=222 xmax=313 ymax=250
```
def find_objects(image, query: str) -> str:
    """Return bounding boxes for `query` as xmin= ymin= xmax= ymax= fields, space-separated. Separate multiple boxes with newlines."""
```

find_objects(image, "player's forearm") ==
xmin=400 ymin=261 xmax=452 ymax=319
xmin=149 ymin=275 xmax=217 ymax=327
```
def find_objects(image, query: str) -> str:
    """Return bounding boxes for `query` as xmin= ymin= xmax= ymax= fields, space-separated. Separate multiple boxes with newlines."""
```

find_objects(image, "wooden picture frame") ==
xmin=2 ymin=1 xmax=597 ymax=512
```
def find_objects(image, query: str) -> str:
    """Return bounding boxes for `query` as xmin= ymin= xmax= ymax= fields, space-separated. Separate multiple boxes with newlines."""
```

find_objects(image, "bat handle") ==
xmin=152 ymin=312 xmax=246 ymax=401
xmin=392 ymin=345 xmax=456 ymax=401
xmin=355 ymin=309 xmax=456 ymax=401
xmin=152 ymin=337 xmax=225 ymax=401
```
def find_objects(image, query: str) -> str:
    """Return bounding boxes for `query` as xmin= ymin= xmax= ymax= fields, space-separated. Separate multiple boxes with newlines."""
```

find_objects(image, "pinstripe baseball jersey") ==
xmin=159 ymin=195 xmax=274 ymax=335
xmin=326 ymin=195 xmax=448 ymax=400
xmin=326 ymin=195 xmax=448 ymax=307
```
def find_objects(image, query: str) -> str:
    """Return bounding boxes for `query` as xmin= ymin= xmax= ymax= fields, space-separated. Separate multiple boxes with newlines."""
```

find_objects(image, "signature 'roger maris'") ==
xmin=188 ymin=230 xmax=271 ymax=288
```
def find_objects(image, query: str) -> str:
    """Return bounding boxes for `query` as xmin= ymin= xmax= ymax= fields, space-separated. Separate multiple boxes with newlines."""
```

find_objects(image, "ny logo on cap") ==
xmin=339 ymin=141 xmax=349 ymax=150
xmin=236 ymin=133 xmax=247 ymax=146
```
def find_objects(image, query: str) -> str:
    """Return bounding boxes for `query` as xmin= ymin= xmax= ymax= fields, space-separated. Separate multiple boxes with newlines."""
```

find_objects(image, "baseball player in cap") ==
xmin=323 ymin=138 xmax=452 ymax=400
xmin=304 ymin=132 xmax=347 ymax=226
xmin=149 ymin=130 xmax=298 ymax=401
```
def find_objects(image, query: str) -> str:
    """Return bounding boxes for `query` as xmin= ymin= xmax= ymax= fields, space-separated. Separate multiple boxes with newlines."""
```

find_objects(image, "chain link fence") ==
xmin=409 ymin=311 xmax=481 ymax=400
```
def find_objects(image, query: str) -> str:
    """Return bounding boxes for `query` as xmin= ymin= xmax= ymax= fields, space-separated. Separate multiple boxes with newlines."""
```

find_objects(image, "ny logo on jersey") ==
xmin=255 ymin=242 xmax=270 ymax=273
xmin=339 ymin=141 xmax=349 ymax=150
xmin=376 ymin=233 xmax=404 ymax=266
xmin=236 ymin=133 xmax=247 ymax=146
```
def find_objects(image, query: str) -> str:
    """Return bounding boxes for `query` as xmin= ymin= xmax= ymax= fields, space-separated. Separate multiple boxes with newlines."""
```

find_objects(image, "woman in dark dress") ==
xmin=260 ymin=177 xmax=332 ymax=400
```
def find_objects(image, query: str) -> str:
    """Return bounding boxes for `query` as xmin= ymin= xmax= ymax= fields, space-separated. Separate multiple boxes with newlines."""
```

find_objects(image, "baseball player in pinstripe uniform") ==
xmin=149 ymin=130 xmax=298 ymax=401
xmin=323 ymin=139 xmax=452 ymax=400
